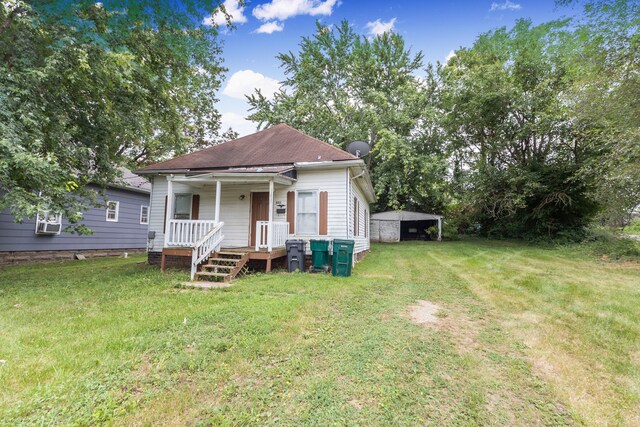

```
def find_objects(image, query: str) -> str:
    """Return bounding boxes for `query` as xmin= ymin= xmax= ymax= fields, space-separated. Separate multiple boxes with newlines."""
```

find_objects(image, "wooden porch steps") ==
xmin=194 ymin=250 xmax=249 ymax=283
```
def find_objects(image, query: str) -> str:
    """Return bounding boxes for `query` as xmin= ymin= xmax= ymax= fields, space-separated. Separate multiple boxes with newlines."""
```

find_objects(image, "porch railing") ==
xmin=191 ymin=222 xmax=224 ymax=280
xmin=255 ymin=221 xmax=289 ymax=251
xmin=166 ymin=219 xmax=217 ymax=247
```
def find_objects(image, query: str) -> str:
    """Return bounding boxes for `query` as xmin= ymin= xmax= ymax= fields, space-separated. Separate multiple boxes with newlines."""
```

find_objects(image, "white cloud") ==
xmin=220 ymin=112 xmax=257 ymax=137
xmin=222 ymin=70 xmax=281 ymax=100
xmin=204 ymin=0 xmax=247 ymax=26
xmin=255 ymin=21 xmax=285 ymax=34
xmin=252 ymin=0 xmax=338 ymax=22
xmin=365 ymin=18 xmax=396 ymax=37
xmin=445 ymin=50 xmax=456 ymax=64
xmin=490 ymin=1 xmax=521 ymax=12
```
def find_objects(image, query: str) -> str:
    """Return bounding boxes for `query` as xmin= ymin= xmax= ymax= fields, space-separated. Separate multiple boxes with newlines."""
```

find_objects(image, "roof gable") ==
xmin=139 ymin=124 xmax=358 ymax=172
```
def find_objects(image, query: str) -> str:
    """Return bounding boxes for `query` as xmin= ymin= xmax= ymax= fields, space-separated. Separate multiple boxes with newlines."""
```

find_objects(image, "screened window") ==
xmin=296 ymin=191 xmax=317 ymax=235
xmin=106 ymin=201 xmax=119 ymax=222
xmin=174 ymin=194 xmax=192 ymax=219
xmin=140 ymin=205 xmax=149 ymax=224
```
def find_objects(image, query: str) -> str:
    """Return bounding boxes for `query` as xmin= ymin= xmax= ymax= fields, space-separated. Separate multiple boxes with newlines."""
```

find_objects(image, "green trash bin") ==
xmin=332 ymin=239 xmax=354 ymax=277
xmin=310 ymin=239 xmax=330 ymax=271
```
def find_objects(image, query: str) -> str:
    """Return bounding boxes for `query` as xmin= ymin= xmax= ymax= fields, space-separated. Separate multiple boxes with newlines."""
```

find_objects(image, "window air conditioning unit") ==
xmin=35 ymin=212 xmax=62 ymax=235
xmin=36 ymin=221 xmax=62 ymax=235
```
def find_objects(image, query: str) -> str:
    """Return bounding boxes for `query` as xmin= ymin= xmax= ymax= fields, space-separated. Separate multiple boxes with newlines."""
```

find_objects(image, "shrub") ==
xmin=624 ymin=218 xmax=640 ymax=235
xmin=582 ymin=227 xmax=640 ymax=260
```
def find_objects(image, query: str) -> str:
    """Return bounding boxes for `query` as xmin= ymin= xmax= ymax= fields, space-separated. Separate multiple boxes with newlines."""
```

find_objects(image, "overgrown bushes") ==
xmin=577 ymin=228 xmax=640 ymax=260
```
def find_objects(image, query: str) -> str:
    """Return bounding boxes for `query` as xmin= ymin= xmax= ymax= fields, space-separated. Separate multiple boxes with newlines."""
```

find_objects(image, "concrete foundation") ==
xmin=0 ymin=248 xmax=146 ymax=266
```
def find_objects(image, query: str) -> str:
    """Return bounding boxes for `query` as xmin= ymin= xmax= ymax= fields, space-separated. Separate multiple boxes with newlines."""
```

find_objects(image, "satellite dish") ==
xmin=347 ymin=140 xmax=371 ymax=158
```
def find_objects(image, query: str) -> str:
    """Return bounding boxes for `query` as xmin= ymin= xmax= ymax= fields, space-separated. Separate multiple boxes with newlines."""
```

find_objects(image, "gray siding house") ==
xmin=0 ymin=170 xmax=150 ymax=265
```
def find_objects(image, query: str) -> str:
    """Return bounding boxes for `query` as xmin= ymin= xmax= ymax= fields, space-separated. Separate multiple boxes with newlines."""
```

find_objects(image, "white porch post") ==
xmin=267 ymin=179 xmax=274 ymax=251
xmin=438 ymin=217 xmax=442 ymax=241
xmin=214 ymin=180 xmax=221 ymax=224
xmin=164 ymin=176 xmax=174 ymax=247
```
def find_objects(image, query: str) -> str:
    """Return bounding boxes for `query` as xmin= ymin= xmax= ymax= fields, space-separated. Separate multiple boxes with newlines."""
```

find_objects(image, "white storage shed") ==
xmin=370 ymin=210 xmax=442 ymax=242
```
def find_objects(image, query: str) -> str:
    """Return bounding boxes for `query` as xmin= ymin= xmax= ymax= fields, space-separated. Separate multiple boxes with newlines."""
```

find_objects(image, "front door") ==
xmin=250 ymin=192 xmax=270 ymax=247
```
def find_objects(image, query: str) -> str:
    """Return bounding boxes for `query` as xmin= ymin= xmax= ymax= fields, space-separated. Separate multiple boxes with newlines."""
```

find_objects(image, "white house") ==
xmin=135 ymin=124 xmax=375 ymax=281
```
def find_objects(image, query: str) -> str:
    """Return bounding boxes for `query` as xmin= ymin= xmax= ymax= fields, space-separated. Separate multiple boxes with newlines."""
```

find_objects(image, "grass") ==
xmin=624 ymin=218 xmax=640 ymax=235
xmin=0 ymin=241 xmax=638 ymax=426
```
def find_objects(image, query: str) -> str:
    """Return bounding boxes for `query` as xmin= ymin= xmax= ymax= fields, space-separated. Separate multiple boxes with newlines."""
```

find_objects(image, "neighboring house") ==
xmin=135 ymin=124 xmax=376 ymax=281
xmin=0 ymin=169 xmax=151 ymax=265
xmin=370 ymin=210 xmax=443 ymax=242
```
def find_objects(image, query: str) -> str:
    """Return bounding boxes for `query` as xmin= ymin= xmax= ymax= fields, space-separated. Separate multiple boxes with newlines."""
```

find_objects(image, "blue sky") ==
xmin=210 ymin=0 xmax=579 ymax=136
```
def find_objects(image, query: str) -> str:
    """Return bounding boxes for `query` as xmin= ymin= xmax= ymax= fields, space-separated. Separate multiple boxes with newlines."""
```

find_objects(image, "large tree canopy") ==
xmin=439 ymin=19 xmax=603 ymax=238
xmin=248 ymin=6 xmax=637 ymax=239
xmin=559 ymin=0 xmax=640 ymax=227
xmin=0 ymin=0 xmax=227 ymax=228
xmin=439 ymin=1 xmax=639 ymax=238
xmin=247 ymin=21 xmax=448 ymax=213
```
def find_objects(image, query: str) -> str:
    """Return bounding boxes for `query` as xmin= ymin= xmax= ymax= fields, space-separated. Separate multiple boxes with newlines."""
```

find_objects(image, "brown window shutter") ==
xmin=319 ymin=191 xmax=328 ymax=235
xmin=356 ymin=199 xmax=360 ymax=236
xmin=353 ymin=197 xmax=359 ymax=237
xmin=364 ymin=209 xmax=368 ymax=238
xmin=163 ymin=195 xmax=168 ymax=233
xmin=287 ymin=191 xmax=295 ymax=233
xmin=191 ymin=194 xmax=200 ymax=220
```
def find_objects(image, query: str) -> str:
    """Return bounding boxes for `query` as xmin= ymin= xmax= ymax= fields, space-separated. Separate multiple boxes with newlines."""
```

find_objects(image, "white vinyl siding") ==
xmin=349 ymin=171 xmax=370 ymax=255
xmin=146 ymin=167 xmax=370 ymax=256
xmin=284 ymin=168 xmax=348 ymax=240
xmin=106 ymin=201 xmax=119 ymax=222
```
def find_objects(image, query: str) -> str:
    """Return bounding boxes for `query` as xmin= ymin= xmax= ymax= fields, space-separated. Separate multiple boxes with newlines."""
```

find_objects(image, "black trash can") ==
xmin=285 ymin=239 xmax=306 ymax=272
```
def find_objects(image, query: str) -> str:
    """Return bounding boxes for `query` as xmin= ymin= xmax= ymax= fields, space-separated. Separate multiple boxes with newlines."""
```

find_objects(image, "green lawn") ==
xmin=1 ymin=241 xmax=638 ymax=426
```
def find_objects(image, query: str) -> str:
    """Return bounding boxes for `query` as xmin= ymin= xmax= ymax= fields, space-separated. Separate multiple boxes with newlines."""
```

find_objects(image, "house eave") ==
xmin=293 ymin=159 xmax=365 ymax=169
xmin=107 ymin=183 xmax=151 ymax=195
xmin=172 ymin=172 xmax=296 ymax=186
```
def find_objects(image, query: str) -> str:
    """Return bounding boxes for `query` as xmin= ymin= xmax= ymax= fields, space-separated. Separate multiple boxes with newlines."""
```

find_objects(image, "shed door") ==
xmin=250 ymin=192 xmax=270 ymax=247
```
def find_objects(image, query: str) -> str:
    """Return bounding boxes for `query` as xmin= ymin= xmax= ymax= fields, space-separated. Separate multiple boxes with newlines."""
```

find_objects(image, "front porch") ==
xmin=160 ymin=245 xmax=288 ymax=275
xmin=160 ymin=169 xmax=295 ymax=280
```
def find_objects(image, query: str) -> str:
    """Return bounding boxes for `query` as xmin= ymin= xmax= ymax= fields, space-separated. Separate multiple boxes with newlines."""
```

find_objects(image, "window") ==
xmin=106 ymin=201 xmax=119 ymax=222
xmin=140 ymin=205 xmax=149 ymax=224
xmin=296 ymin=191 xmax=318 ymax=235
xmin=174 ymin=194 xmax=192 ymax=219
xmin=35 ymin=211 xmax=62 ymax=235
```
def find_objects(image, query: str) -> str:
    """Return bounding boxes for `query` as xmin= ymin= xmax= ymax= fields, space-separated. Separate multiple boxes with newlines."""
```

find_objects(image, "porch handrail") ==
xmin=191 ymin=222 xmax=224 ymax=280
xmin=166 ymin=219 xmax=217 ymax=247
xmin=256 ymin=221 xmax=289 ymax=251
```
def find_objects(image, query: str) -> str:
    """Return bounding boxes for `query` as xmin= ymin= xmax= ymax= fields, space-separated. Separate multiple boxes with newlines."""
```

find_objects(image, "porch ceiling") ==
xmin=172 ymin=170 xmax=295 ymax=186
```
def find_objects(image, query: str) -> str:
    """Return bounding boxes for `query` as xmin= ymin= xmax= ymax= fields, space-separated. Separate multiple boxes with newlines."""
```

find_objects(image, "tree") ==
xmin=558 ymin=0 xmax=640 ymax=227
xmin=247 ymin=20 xmax=448 ymax=213
xmin=0 ymin=0 xmax=228 ymax=229
xmin=440 ymin=20 xmax=601 ymax=238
